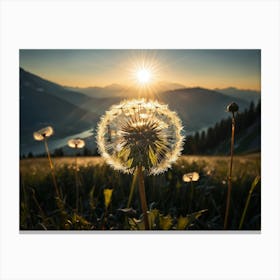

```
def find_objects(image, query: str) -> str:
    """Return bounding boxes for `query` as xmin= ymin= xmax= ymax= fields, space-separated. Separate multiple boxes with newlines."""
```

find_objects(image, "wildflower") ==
xmin=182 ymin=172 xmax=200 ymax=182
xmin=96 ymin=99 xmax=184 ymax=175
xmin=33 ymin=126 xmax=54 ymax=141
xmin=68 ymin=138 xmax=85 ymax=149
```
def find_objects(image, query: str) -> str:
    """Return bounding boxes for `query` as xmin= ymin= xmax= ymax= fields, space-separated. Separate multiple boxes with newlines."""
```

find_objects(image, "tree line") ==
xmin=183 ymin=99 xmax=261 ymax=155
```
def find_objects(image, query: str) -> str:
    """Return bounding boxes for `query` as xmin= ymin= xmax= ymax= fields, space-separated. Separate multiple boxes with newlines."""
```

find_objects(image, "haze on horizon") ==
xmin=19 ymin=49 xmax=261 ymax=91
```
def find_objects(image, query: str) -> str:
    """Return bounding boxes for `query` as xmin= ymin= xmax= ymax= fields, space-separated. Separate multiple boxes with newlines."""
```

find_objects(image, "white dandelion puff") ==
xmin=33 ymin=126 xmax=54 ymax=141
xmin=183 ymin=172 xmax=200 ymax=182
xmin=67 ymin=138 xmax=85 ymax=212
xmin=68 ymin=138 xmax=85 ymax=149
xmin=32 ymin=125 xmax=62 ymax=204
xmin=96 ymin=98 xmax=185 ymax=175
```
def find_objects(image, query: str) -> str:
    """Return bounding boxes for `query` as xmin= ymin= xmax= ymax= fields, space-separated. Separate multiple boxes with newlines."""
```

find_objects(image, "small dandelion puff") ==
xmin=226 ymin=102 xmax=239 ymax=113
xmin=68 ymin=138 xmax=85 ymax=149
xmin=33 ymin=126 xmax=54 ymax=141
xmin=68 ymin=139 xmax=85 ymax=212
xmin=96 ymin=99 xmax=185 ymax=175
xmin=32 ymin=125 xmax=62 ymax=203
xmin=182 ymin=172 xmax=200 ymax=182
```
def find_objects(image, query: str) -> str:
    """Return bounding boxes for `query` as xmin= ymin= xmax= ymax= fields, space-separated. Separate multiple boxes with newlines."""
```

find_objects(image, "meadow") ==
xmin=20 ymin=154 xmax=261 ymax=231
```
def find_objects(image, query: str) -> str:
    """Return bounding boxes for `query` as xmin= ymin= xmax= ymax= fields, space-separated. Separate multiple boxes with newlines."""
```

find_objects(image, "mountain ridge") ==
xmin=20 ymin=68 xmax=255 ymax=155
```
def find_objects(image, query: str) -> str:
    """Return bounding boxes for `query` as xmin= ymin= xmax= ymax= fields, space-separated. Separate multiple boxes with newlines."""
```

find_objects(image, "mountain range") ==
xmin=214 ymin=87 xmax=260 ymax=103
xmin=20 ymin=68 xmax=260 ymax=155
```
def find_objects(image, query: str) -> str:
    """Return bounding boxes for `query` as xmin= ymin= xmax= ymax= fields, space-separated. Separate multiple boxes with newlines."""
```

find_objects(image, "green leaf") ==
xmin=176 ymin=209 xmax=208 ymax=230
xmin=177 ymin=216 xmax=188 ymax=230
xmin=239 ymin=176 xmax=261 ymax=229
xmin=72 ymin=213 xmax=90 ymax=226
xmin=128 ymin=218 xmax=145 ymax=230
xmin=159 ymin=214 xmax=173 ymax=230
xmin=148 ymin=209 xmax=159 ymax=229
xmin=250 ymin=175 xmax=260 ymax=194
xmin=104 ymin=189 xmax=113 ymax=209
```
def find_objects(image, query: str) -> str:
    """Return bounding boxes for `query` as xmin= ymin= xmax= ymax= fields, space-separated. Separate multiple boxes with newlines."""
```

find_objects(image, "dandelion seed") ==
xmin=182 ymin=172 xmax=200 ymax=182
xmin=33 ymin=126 xmax=54 ymax=141
xmin=96 ymin=99 xmax=184 ymax=176
xmin=67 ymin=138 xmax=85 ymax=149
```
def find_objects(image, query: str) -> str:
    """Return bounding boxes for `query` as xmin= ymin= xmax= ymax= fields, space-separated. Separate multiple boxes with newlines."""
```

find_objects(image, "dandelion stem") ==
xmin=75 ymin=155 xmax=79 ymax=212
xmin=188 ymin=180 xmax=194 ymax=213
xmin=137 ymin=166 xmax=149 ymax=230
xmin=127 ymin=172 xmax=138 ymax=208
xmin=44 ymin=138 xmax=61 ymax=201
xmin=224 ymin=112 xmax=235 ymax=229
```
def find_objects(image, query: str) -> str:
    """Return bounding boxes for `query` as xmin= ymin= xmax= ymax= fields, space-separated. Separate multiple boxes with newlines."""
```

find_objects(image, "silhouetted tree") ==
xmin=53 ymin=148 xmax=64 ymax=157
xmin=27 ymin=152 xmax=34 ymax=158
xmin=83 ymin=147 xmax=91 ymax=156
xmin=182 ymin=100 xmax=261 ymax=155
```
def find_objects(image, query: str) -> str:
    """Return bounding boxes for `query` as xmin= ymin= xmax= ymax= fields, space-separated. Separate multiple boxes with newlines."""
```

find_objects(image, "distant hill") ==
xmin=66 ymin=85 xmax=250 ymax=132
xmin=158 ymin=87 xmax=249 ymax=132
xmin=65 ymin=84 xmax=126 ymax=99
xmin=65 ymin=81 xmax=186 ymax=99
xmin=20 ymin=68 xmax=255 ymax=156
xmin=214 ymin=87 xmax=260 ymax=103
xmin=20 ymin=68 xmax=99 ymax=153
xmin=183 ymin=100 xmax=261 ymax=155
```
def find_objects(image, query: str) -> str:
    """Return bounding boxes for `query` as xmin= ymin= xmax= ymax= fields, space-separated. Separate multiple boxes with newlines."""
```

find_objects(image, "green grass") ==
xmin=20 ymin=154 xmax=261 ymax=230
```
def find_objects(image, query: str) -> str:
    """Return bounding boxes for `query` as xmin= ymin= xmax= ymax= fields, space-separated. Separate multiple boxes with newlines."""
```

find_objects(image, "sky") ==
xmin=20 ymin=49 xmax=261 ymax=90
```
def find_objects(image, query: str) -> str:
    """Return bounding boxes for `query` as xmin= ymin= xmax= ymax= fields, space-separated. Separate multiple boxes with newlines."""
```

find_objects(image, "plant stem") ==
xmin=31 ymin=187 xmax=47 ymax=222
xmin=239 ymin=176 xmax=260 ymax=229
xmin=137 ymin=166 xmax=149 ymax=230
xmin=75 ymin=155 xmax=79 ymax=212
xmin=44 ymin=139 xmax=61 ymax=201
xmin=188 ymin=180 xmax=194 ymax=214
xmin=224 ymin=112 xmax=235 ymax=229
xmin=127 ymin=172 xmax=138 ymax=208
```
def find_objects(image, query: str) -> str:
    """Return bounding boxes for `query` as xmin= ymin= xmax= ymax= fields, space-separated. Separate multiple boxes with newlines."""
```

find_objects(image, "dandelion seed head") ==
xmin=96 ymin=99 xmax=185 ymax=175
xmin=183 ymin=172 xmax=200 ymax=182
xmin=226 ymin=102 xmax=239 ymax=113
xmin=33 ymin=126 xmax=54 ymax=141
xmin=68 ymin=138 xmax=85 ymax=149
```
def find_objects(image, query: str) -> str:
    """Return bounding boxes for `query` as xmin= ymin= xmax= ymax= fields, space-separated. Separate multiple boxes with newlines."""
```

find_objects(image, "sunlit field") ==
xmin=20 ymin=154 xmax=261 ymax=231
xmin=19 ymin=49 xmax=261 ymax=231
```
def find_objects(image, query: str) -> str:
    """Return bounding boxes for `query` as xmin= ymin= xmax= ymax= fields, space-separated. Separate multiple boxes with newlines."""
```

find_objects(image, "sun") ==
xmin=136 ymin=68 xmax=152 ymax=84
xmin=126 ymin=53 xmax=162 ymax=98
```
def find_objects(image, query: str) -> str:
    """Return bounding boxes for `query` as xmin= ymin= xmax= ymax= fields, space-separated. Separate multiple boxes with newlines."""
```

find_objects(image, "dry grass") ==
xmin=20 ymin=154 xmax=260 ymax=176
xmin=20 ymin=153 xmax=261 ymax=230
